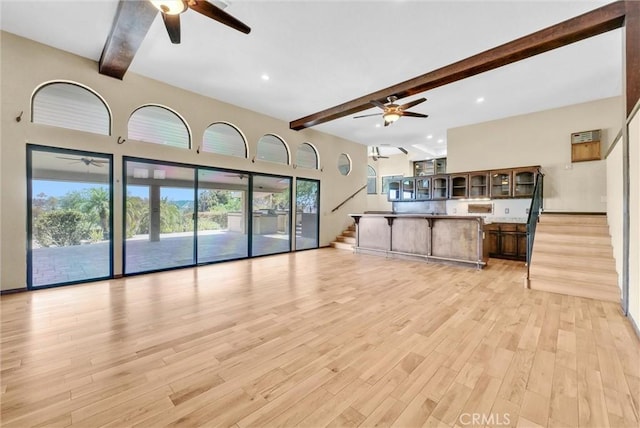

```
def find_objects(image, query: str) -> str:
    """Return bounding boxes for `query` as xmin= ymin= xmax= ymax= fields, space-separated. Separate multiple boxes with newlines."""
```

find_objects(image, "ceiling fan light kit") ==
xmin=150 ymin=0 xmax=187 ymax=15
xmin=354 ymin=96 xmax=428 ymax=126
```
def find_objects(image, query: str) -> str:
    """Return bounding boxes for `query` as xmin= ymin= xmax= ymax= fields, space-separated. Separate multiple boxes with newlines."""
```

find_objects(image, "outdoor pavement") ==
xmin=31 ymin=231 xmax=316 ymax=287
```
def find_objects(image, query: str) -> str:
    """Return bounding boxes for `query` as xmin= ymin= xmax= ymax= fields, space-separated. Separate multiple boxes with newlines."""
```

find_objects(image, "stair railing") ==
xmin=331 ymin=184 xmax=367 ymax=213
xmin=526 ymin=170 xmax=544 ymax=280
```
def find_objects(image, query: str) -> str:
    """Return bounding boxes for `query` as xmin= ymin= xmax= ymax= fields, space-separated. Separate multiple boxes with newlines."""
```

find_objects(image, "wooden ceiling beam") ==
xmin=99 ymin=0 xmax=158 ymax=80
xmin=290 ymin=1 xmax=627 ymax=131
xmin=625 ymin=0 xmax=640 ymax=115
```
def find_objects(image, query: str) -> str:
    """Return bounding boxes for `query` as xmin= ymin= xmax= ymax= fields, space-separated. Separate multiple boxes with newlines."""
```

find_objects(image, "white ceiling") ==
xmin=0 ymin=0 xmax=622 ymax=159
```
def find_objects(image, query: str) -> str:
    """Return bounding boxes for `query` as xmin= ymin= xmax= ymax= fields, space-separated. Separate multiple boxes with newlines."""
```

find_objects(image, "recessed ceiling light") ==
xmin=426 ymin=134 xmax=433 ymax=139
xmin=476 ymin=97 xmax=485 ymax=103
xmin=261 ymin=74 xmax=270 ymax=81
xmin=437 ymin=139 xmax=444 ymax=144
xmin=375 ymin=123 xmax=381 ymax=128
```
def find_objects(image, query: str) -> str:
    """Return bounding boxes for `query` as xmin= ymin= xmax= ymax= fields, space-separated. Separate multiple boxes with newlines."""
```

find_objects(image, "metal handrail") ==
xmin=331 ymin=184 xmax=367 ymax=213
xmin=526 ymin=171 xmax=544 ymax=279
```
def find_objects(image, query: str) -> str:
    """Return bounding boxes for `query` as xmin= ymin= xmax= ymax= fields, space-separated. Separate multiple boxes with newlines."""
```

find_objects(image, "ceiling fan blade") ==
xmin=401 ymin=112 xmax=429 ymax=118
xmin=56 ymin=156 xmax=81 ymax=161
xmin=398 ymin=97 xmax=427 ymax=111
xmin=384 ymin=121 xmax=391 ymax=127
xmin=353 ymin=113 xmax=382 ymax=119
xmin=99 ymin=0 xmax=158 ymax=79
xmin=370 ymin=100 xmax=387 ymax=110
xmin=90 ymin=161 xmax=105 ymax=167
xmin=188 ymin=0 xmax=251 ymax=34
xmin=397 ymin=147 xmax=408 ymax=154
xmin=162 ymin=12 xmax=181 ymax=44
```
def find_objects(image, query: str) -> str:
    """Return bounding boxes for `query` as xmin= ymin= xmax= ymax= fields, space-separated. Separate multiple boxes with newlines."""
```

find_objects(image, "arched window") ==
xmin=337 ymin=153 xmax=352 ymax=176
xmin=367 ymin=165 xmax=377 ymax=194
xmin=128 ymin=105 xmax=190 ymax=149
xmin=31 ymin=81 xmax=110 ymax=135
xmin=202 ymin=122 xmax=247 ymax=158
xmin=296 ymin=142 xmax=319 ymax=169
xmin=256 ymin=134 xmax=289 ymax=164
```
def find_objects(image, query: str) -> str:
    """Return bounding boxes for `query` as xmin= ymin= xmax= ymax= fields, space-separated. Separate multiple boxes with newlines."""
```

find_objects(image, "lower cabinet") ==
xmin=484 ymin=223 xmax=527 ymax=261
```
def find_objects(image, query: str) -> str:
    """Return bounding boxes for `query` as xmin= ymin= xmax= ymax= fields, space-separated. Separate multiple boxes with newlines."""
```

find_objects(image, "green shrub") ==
xmin=34 ymin=210 xmax=90 ymax=247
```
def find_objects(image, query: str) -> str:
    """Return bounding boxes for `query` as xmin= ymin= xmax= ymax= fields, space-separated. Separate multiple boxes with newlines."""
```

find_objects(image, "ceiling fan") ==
xmin=150 ymin=0 xmax=251 ymax=44
xmin=354 ymin=96 xmax=428 ymax=126
xmin=56 ymin=156 xmax=109 ymax=167
xmin=368 ymin=147 xmax=388 ymax=161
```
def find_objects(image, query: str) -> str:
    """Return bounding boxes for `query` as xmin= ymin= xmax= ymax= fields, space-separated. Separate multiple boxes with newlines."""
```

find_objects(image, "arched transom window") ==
xmin=202 ymin=122 xmax=247 ymax=158
xmin=128 ymin=105 xmax=190 ymax=149
xmin=296 ymin=142 xmax=319 ymax=169
xmin=31 ymin=81 xmax=110 ymax=135
xmin=256 ymin=134 xmax=290 ymax=164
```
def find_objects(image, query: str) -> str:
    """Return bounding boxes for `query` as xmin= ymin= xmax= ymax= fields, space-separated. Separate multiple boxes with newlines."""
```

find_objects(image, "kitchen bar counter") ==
xmin=349 ymin=213 xmax=488 ymax=268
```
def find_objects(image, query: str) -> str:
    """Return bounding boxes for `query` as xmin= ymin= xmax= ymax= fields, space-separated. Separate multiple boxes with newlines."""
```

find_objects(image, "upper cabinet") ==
xmin=449 ymin=174 xmax=468 ymax=199
xmin=388 ymin=165 xmax=539 ymax=202
xmin=468 ymin=171 xmax=489 ymax=198
xmin=490 ymin=169 xmax=513 ymax=199
xmin=490 ymin=166 xmax=540 ymax=199
xmin=415 ymin=177 xmax=431 ymax=200
xmin=402 ymin=178 xmax=415 ymax=200
xmin=431 ymin=175 xmax=449 ymax=200
xmin=414 ymin=158 xmax=446 ymax=176
xmin=513 ymin=167 xmax=539 ymax=198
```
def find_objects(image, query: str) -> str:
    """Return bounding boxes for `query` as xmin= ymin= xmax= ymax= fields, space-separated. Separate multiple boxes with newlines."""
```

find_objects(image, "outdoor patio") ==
xmin=30 ymin=230 xmax=313 ymax=287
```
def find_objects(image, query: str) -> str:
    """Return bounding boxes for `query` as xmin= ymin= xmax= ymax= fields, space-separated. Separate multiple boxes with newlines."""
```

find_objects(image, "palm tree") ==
xmin=82 ymin=187 xmax=110 ymax=239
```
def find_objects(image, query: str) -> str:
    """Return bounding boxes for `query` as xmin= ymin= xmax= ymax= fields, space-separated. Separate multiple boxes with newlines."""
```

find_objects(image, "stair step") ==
xmin=330 ymin=241 xmax=354 ymax=251
xmin=534 ymin=232 xmax=612 ymax=246
xmin=533 ymin=241 xmax=613 ymax=257
xmin=539 ymin=214 xmax=607 ymax=225
xmin=536 ymin=223 xmax=610 ymax=236
xmin=336 ymin=236 xmax=356 ymax=244
xmin=529 ymin=275 xmax=620 ymax=302
xmin=341 ymin=230 xmax=356 ymax=238
xmin=529 ymin=263 xmax=618 ymax=284
xmin=530 ymin=252 xmax=616 ymax=270
xmin=347 ymin=225 xmax=356 ymax=231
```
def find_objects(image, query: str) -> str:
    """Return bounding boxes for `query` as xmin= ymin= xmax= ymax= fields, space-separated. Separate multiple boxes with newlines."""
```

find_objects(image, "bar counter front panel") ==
xmin=350 ymin=214 xmax=488 ymax=268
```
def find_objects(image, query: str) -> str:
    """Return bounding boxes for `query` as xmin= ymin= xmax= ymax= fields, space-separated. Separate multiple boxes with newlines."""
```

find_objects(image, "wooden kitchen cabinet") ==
xmin=468 ymin=171 xmax=489 ymax=198
xmin=484 ymin=223 xmax=527 ymax=261
xmin=449 ymin=174 xmax=468 ymax=199
xmin=513 ymin=167 xmax=539 ymax=198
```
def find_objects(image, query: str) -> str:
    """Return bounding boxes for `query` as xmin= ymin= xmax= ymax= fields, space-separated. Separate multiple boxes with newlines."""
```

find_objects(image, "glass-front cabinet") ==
xmin=416 ymin=178 xmax=431 ymax=200
xmin=388 ymin=179 xmax=402 ymax=201
xmin=432 ymin=175 xmax=449 ymax=199
xmin=414 ymin=158 xmax=446 ymax=176
xmin=513 ymin=167 xmax=538 ymax=197
xmin=449 ymin=174 xmax=468 ymax=199
xmin=490 ymin=169 xmax=512 ymax=198
xmin=402 ymin=178 xmax=415 ymax=200
xmin=469 ymin=172 xmax=489 ymax=198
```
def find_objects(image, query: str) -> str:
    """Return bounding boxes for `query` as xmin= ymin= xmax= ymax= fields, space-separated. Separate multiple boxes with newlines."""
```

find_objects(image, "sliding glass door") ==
xmin=124 ymin=159 xmax=195 ymax=274
xmin=28 ymin=146 xmax=112 ymax=288
xmin=197 ymin=169 xmax=249 ymax=263
xmin=295 ymin=178 xmax=320 ymax=250
xmin=251 ymin=174 xmax=292 ymax=256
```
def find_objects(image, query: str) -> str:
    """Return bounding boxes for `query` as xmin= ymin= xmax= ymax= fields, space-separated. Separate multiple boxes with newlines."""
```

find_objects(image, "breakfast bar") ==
xmin=349 ymin=213 xmax=488 ymax=268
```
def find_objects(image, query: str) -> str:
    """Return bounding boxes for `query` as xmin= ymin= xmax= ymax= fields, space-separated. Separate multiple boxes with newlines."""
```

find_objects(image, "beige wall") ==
xmin=629 ymin=110 xmax=639 ymax=330
xmin=0 ymin=32 xmax=368 ymax=291
xmin=447 ymin=97 xmax=623 ymax=212
xmin=606 ymin=135 xmax=624 ymax=292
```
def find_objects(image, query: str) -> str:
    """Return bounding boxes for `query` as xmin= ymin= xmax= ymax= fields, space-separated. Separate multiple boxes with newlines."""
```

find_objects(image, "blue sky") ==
xmin=33 ymin=180 xmax=194 ymax=201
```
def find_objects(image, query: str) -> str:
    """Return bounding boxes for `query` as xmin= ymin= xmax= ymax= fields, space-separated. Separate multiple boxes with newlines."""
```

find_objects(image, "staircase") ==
xmin=528 ymin=213 xmax=620 ymax=302
xmin=330 ymin=224 xmax=356 ymax=250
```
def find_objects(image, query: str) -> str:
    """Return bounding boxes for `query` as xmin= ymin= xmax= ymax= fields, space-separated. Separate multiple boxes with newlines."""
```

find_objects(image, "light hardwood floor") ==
xmin=1 ymin=249 xmax=638 ymax=427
